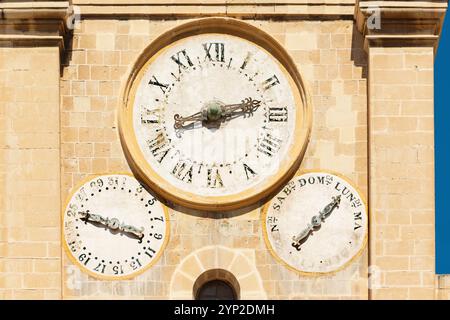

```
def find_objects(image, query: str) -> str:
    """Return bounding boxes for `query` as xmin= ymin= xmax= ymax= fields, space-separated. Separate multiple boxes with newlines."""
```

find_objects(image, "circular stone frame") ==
xmin=261 ymin=169 xmax=368 ymax=276
xmin=61 ymin=172 xmax=170 ymax=281
xmin=119 ymin=17 xmax=312 ymax=211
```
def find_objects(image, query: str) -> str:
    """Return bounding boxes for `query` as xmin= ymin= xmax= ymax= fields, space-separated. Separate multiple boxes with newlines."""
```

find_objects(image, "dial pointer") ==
xmin=291 ymin=195 xmax=341 ymax=251
xmin=79 ymin=211 xmax=145 ymax=242
xmin=173 ymin=97 xmax=261 ymax=129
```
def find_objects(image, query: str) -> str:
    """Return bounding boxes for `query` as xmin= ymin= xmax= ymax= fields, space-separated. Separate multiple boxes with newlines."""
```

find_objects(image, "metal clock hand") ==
xmin=291 ymin=195 xmax=341 ymax=251
xmin=221 ymin=97 xmax=262 ymax=117
xmin=79 ymin=211 xmax=145 ymax=241
xmin=173 ymin=97 xmax=261 ymax=129
xmin=173 ymin=111 xmax=203 ymax=129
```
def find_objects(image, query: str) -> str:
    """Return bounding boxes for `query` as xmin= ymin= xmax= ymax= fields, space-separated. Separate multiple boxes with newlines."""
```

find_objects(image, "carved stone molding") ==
xmin=354 ymin=0 xmax=448 ymax=51
xmin=0 ymin=1 xmax=71 ymax=53
xmin=71 ymin=0 xmax=357 ymax=19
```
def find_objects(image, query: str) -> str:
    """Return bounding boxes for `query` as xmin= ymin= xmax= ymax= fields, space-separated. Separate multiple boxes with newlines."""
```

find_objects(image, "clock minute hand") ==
xmin=291 ymin=195 xmax=341 ymax=251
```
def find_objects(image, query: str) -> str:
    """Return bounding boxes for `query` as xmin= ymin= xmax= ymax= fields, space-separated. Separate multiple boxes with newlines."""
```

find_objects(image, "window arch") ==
xmin=193 ymin=269 xmax=240 ymax=300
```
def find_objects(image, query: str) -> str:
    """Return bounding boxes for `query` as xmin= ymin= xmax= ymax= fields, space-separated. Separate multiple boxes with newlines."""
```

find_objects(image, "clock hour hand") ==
xmin=173 ymin=111 xmax=204 ymax=129
xmin=173 ymin=97 xmax=261 ymax=129
xmin=79 ymin=211 xmax=145 ymax=242
xmin=291 ymin=195 xmax=341 ymax=251
xmin=221 ymin=97 xmax=262 ymax=118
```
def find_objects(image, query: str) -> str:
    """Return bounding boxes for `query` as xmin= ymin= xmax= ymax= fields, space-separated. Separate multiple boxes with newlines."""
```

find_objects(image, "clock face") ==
xmin=63 ymin=174 xmax=169 ymax=280
xmin=263 ymin=171 xmax=368 ymax=275
xmin=120 ymin=19 xmax=311 ymax=210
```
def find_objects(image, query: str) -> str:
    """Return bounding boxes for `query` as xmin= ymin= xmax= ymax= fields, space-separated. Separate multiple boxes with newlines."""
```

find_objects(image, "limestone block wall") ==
xmin=0 ymin=47 xmax=62 ymax=299
xmin=60 ymin=18 xmax=368 ymax=299
xmin=368 ymin=46 xmax=436 ymax=299
xmin=0 ymin=0 xmax=448 ymax=300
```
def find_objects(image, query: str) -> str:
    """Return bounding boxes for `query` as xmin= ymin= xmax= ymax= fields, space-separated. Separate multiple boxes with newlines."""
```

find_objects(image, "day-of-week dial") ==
xmin=63 ymin=174 xmax=169 ymax=279
xmin=263 ymin=171 xmax=368 ymax=275
xmin=132 ymin=33 xmax=297 ymax=197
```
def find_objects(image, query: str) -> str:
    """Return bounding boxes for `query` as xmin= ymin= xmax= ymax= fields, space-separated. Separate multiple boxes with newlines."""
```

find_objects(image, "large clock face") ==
xmin=63 ymin=174 xmax=169 ymax=280
xmin=120 ymin=19 xmax=311 ymax=210
xmin=263 ymin=171 xmax=368 ymax=275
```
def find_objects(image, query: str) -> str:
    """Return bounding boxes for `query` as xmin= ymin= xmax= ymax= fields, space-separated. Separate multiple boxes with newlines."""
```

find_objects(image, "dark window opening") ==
xmin=195 ymin=279 xmax=237 ymax=300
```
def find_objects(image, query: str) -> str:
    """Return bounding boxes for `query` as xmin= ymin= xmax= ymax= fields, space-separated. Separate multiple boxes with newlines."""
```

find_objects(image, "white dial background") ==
xmin=132 ymin=33 xmax=297 ymax=197
xmin=63 ymin=174 xmax=168 ymax=279
xmin=264 ymin=172 xmax=368 ymax=274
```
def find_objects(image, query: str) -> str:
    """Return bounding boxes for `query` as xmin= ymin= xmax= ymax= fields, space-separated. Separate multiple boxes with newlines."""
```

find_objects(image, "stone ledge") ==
xmin=355 ymin=0 xmax=447 ymax=51
xmin=73 ymin=0 xmax=357 ymax=4
xmin=72 ymin=1 xmax=357 ymax=18
xmin=365 ymin=34 xmax=439 ymax=51
xmin=0 ymin=1 xmax=70 ymax=53
xmin=0 ymin=1 xmax=69 ymax=19
xmin=0 ymin=34 xmax=64 ymax=51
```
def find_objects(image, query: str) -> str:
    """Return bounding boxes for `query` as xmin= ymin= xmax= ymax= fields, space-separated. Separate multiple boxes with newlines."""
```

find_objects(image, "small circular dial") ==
xmin=63 ymin=174 xmax=169 ymax=279
xmin=263 ymin=171 xmax=368 ymax=275
xmin=120 ymin=19 xmax=311 ymax=211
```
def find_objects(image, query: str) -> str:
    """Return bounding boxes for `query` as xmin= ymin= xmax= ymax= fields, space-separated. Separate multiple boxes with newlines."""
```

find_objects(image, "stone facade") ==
xmin=0 ymin=0 xmax=448 ymax=299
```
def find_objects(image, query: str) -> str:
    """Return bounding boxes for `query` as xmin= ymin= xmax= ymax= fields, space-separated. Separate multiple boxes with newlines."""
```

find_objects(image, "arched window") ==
xmin=193 ymin=269 xmax=240 ymax=300
xmin=195 ymin=279 xmax=237 ymax=300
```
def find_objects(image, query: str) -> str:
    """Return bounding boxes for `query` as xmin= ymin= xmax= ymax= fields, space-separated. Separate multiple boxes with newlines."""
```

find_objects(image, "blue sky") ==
xmin=435 ymin=11 xmax=449 ymax=273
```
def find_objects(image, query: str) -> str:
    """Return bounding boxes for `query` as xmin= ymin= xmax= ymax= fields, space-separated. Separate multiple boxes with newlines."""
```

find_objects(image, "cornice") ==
xmin=0 ymin=1 xmax=71 ymax=53
xmin=71 ymin=0 xmax=357 ymax=19
xmin=2 ymin=1 xmax=447 ymax=54
xmin=354 ymin=0 xmax=448 ymax=51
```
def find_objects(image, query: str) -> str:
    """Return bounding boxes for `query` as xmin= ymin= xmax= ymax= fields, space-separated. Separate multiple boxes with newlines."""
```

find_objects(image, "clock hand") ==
xmin=173 ymin=111 xmax=203 ymax=130
xmin=173 ymin=97 xmax=261 ymax=129
xmin=79 ymin=211 xmax=145 ymax=241
xmin=221 ymin=97 xmax=262 ymax=117
xmin=291 ymin=195 xmax=341 ymax=251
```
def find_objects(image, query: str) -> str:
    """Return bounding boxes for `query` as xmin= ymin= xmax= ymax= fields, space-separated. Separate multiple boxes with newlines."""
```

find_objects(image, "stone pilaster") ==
xmin=0 ymin=0 xmax=70 ymax=299
xmin=355 ymin=0 xmax=446 ymax=299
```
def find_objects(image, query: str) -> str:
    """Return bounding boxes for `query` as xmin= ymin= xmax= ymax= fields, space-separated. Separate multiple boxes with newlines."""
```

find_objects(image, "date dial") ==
xmin=63 ymin=174 xmax=169 ymax=279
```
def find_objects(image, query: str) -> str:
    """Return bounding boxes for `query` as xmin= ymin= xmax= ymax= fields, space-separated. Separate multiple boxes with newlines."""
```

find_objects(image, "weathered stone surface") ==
xmin=0 ymin=0 xmax=447 ymax=300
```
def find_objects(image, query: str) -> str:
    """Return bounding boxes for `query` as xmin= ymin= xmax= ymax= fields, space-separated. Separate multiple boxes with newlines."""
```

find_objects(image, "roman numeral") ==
xmin=268 ymin=107 xmax=288 ymax=122
xmin=243 ymin=163 xmax=257 ymax=180
xmin=147 ymin=132 xmax=171 ymax=163
xmin=240 ymin=52 xmax=252 ymax=70
xmin=140 ymin=106 xmax=160 ymax=124
xmin=171 ymin=49 xmax=193 ymax=71
xmin=171 ymin=161 xmax=193 ymax=183
xmin=227 ymin=58 xmax=233 ymax=69
xmin=148 ymin=75 xmax=169 ymax=94
xmin=203 ymin=42 xmax=225 ymax=62
xmin=262 ymin=75 xmax=280 ymax=90
xmin=257 ymin=133 xmax=282 ymax=157
xmin=207 ymin=168 xmax=224 ymax=188
xmin=354 ymin=212 xmax=362 ymax=230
